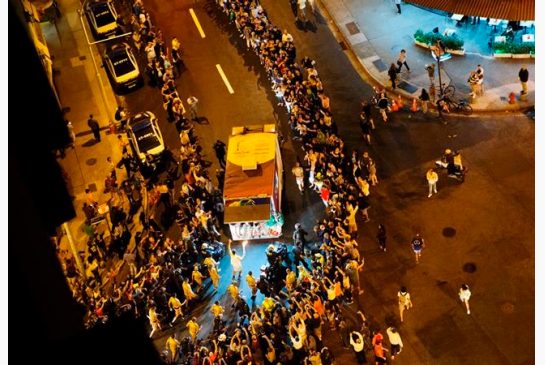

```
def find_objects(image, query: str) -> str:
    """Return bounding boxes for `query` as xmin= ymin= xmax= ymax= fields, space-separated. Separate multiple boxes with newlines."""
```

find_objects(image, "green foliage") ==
xmin=413 ymin=29 xmax=464 ymax=50
xmin=492 ymin=40 xmax=535 ymax=54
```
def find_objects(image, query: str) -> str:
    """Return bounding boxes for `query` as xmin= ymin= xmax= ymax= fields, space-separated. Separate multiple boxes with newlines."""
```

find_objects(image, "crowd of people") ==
xmin=58 ymin=0 xmax=471 ymax=364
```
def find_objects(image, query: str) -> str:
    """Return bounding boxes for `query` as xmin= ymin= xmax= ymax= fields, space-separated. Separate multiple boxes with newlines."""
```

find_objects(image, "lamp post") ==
xmin=77 ymin=1 xmax=132 ymax=123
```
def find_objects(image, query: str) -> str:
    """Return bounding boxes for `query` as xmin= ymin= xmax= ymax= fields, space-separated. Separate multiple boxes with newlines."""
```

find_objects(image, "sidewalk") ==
xmin=41 ymin=0 xmax=126 ymax=270
xmin=318 ymin=0 xmax=535 ymax=112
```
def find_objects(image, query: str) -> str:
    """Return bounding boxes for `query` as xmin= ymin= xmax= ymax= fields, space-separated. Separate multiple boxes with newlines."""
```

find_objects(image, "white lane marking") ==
xmin=216 ymin=64 xmax=235 ymax=94
xmin=189 ymin=8 xmax=206 ymax=38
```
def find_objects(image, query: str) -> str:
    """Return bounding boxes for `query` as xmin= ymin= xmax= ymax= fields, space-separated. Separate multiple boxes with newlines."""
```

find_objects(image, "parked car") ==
xmin=85 ymin=0 xmax=119 ymax=40
xmin=126 ymin=112 xmax=165 ymax=162
xmin=103 ymin=43 xmax=143 ymax=94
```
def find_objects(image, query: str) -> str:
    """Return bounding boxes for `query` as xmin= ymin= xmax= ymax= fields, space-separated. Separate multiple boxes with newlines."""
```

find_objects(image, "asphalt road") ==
xmin=114 ymin=0 xmax=534 ymax=363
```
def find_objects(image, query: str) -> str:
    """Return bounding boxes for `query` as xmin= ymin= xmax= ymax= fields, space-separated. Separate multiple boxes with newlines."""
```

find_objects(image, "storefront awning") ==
xmin=224 ymin=203 xmax=271 ymax=223
xmin=405 ymin=0 xmax=534 ymax=21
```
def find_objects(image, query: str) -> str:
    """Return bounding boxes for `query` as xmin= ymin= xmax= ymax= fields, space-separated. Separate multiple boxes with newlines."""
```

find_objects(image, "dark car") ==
xmin=85 ymin=0 xmax=119 ymax=40
xmin=126 ymin=112 xmax=165 ymax=162
xmin=103 ymin=43 xmax=143 ymax=94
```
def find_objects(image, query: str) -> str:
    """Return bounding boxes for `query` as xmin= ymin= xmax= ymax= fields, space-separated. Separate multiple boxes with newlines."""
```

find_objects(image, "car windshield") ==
xmin=110 ymin=50 xmax=135 ymax=76
xmin=92 ymin=3 xmax=115 ymax=27
xmin=132 ymin=121 xmax=160 ymax=153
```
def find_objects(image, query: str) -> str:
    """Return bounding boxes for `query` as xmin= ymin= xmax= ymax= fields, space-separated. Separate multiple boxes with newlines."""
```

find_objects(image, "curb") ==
xmin=315 ymin=0 xmax=534 ymax=115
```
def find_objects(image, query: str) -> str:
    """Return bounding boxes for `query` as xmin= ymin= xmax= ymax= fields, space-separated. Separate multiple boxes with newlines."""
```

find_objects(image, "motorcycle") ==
xmin=435 ymin=158 xmax=466 ymax=182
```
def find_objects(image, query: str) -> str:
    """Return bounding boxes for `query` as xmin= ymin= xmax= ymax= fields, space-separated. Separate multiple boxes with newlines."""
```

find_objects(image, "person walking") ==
xmin=426 ymin=168 xmax=438 ymax=198
xmin=411 ymin=233 xmax=425 ymax=263
xmin=186 ymin=317 xmax=200 ymax=343
xmin=228 ymin=239 xmax=246 ymax=280
xmin=397 ymin=286 xmax=413 ymax=322
xmin=419 ymin=88 xmax=430 ymax=114
xmin=168 ymin=294 xmax=186 ymax=324
xmin=394 ymin=0 xmax=401 ymax=14
xmin=87 ymin=114 xmax=101 ymax=142
xmin=148 ymin=305 xmax=162 ymax=338
xmin=292 ymin=161 xmax=305 ymax=193
xmin=368 ymin=159 xmax=378 ymax=185
xmin=388 ymin=63 xmax=398 ymax=90
xmin=396 ymin=50 xmax=410 ymax=73
xmin=293 ymin=223 xmax=308 ymax=253
xmin=213 ymin=140 xmax=227 ymax=168
xmin=377 ymin=93 xmax=389 ymax=122
xmin=377 ymin=224 xmax=386 ymax=251
xmin=359 ymin=113 xmax=372 ymax=145
xmin=459 ymin=284 xmax=472 ymax=314
xmin=297 ymin=0 xmax=307 ymax=23
xmin=165 ymin=335 xmax=180 ymax=364
xmin=386 ymin=327 xmax=403 ymax=360
xmin=187 ymin=96 xmax=199 ymax=121
xmin=518 ymin=65 xmax=529 ymax=95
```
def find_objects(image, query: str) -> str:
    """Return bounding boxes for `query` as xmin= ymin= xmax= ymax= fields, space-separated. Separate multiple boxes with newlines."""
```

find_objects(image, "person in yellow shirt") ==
xmin=203 ymin=255 xmax=218 ymax=271
xmin=285 ymin=268 xmax=297 ymax=292
xmin=246 ymin=271 xmax=258 ymax=300
xmin=262 ymin=296 xmax=276 ymax=314
xmin=165 ymin=335 xmax=180 ymax=364
xmin=227 ymin=281 xmax=239 ymax=305
xmin=148 ymin=305 xmax=161 ymax=338
xmin=182 ymin=279 xmax=198 ymax=302
xmin=186 ymin=317 xmax=200 ymax=342
xmin=426 ymin=168 xmax=438 ymax=198
xmin=210 ymin=301 xmax=224 ymax=318
xmin=192 ymin=265 xmax=204 ymax=290
xmin=209 ymin=265 xmax=220 ymax=290
xmin=168 ymin=295 xmax=186 ymax=324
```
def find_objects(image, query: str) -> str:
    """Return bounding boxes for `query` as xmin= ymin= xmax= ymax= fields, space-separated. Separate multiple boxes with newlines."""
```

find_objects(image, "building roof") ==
xmin=405 ymin=0 xmax=534 ymax=20
xmin=222 ymin=132 xmax=277 ymax=200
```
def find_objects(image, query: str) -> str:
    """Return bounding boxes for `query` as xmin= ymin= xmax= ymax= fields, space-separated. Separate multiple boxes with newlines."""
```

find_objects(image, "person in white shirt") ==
xmin=292 ymin=162 xmax=305 ymax=193
xmin=228 ymin=239 xmax=246 ymax=279
xmin=350 ymin=331 xmax=367 ymax=364
xmin=459 ymin=284 xmax=472 ymax=314
xmin=386 ymin=327 xmax=403 ymax=360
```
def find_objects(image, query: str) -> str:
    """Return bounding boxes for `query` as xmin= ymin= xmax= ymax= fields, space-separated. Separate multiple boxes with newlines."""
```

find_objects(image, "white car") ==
xmin=103 ymin=43 xmax=143 ymax=94
xmin=126 ymin=112 xmax=165 ymax=162
xmin=85 ymin=0 xmax=119 ymax=40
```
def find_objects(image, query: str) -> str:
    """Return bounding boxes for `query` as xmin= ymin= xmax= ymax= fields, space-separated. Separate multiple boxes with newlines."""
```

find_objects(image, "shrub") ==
xmin=492 ymin=41 xmax=535 ymax=54
xmin=413 ymin=29 xmax=464 ymax=50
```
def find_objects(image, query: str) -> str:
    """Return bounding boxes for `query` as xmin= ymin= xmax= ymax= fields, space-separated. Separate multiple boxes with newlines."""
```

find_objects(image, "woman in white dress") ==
xmin=459 ymin=284 xmax=472 ymax=314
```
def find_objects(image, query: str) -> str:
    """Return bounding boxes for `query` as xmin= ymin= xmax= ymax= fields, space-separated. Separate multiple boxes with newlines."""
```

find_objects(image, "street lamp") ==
xmin=77 ymin=0 xmax=133 ymax=123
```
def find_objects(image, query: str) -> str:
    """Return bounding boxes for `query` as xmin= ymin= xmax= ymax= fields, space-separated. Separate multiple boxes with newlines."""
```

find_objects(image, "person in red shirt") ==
xmin=320 ymin=181 xmax=330 ymax=207
xmin=373 ymin=338 xmax=389 ymax=364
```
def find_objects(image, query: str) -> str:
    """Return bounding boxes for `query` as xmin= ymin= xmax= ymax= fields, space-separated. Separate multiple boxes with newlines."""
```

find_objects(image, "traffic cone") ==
xmin=390 ymin=99 xmax=399 ymax=112
xmin=397 ymin=95 xmax=404 ymax=109
xmin=411 ymin=98 xmax=418 ymax=112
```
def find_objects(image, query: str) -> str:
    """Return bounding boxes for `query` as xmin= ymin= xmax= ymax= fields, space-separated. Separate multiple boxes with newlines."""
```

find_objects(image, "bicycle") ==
xmin=435 ymin=83 xmax=455 ymax=98
xmin=438 ymin=95 xmax=473 ymax=115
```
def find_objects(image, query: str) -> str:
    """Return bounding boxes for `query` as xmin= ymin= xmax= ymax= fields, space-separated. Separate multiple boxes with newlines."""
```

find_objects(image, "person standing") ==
xmin=349 ymin=331 xmax=367 ymax=364
xmin=148 ymin=305 xmax=162 ymax=338
xmin=518 ymin=65 xmax=529 ymax=95
xmin=359 ymin=113 xmax=372 ymax=145
xmin=426 ymin=168 xmax=438 ymax=198
xmin=411 ymin=233 xmax=425 ymax=263
xmin=87 ymin=114 xmax=101 ymax=142
xmin=388 ymin=63 xmax=398 ymax=90
xmin=394 ymin=0 xmax=401 ymax=14
xmin=386 ymin=327 xmax=403 ymax=360
xmin=425 ymin=63 xmax=436 ymax=85
xmin=459 ymin=284 xmax=472 ymax=314
xmin=246 ymin=271 xmax=258 ymax=301
xmin=377 ymin=93 xmax=389 ymax=122
xmin=368 ymin=159 xmax=378 ymax=185
xmin=213 ymin=140 xmax=227 ymax=168
xmin=292 ymin=161 xmax=305 ymax=193
xmin=186 ymin=317 xmax=200 ymax=343
xmin=187 ymin=96 xmax=199 ymax=121
xmin=397 ymin=286 xmax=413 ymax=322
xmin=228 ymin=239 xmax=246 ymax=280
xmin=419 ymin=88 xmax=430 ymax=114
xmin=396 ymin=49 xmax=410 ymax=73
xmin=377 ymin=224 xmax=387 ymax=251
xmin=297 ymin=0 xmax=307 ymax=23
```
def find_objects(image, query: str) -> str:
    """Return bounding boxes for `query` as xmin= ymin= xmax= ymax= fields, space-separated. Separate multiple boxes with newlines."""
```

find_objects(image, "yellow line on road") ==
xmin=189 ymin=8 xmax=206 ymax=38
xmin=216 ymin=64 xmax=235 ymax=94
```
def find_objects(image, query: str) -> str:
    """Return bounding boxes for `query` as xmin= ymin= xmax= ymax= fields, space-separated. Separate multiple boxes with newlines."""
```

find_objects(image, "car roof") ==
xmin=107 ymin=44 xmax=130 ymax=61
xmin=129 ymin=112 xmax=154 ymax=127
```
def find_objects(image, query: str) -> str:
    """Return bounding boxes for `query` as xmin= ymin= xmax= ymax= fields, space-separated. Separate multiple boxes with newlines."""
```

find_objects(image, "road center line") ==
xmin=189 ymin=8 xmax=206 ymax=38
xmin=216 ymin=64 xmax=235 ymax=94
